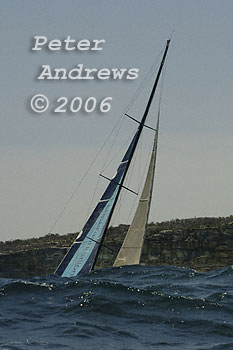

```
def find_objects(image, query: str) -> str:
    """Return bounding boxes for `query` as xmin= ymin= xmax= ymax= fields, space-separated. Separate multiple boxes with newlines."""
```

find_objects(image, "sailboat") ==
xmin=55 ymin=39 xmax=171 ymax=278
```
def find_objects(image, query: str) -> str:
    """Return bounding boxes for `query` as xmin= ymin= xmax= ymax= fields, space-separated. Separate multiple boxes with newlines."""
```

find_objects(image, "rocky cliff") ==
xmin=1 ymin=217 xmax=233 ymax=278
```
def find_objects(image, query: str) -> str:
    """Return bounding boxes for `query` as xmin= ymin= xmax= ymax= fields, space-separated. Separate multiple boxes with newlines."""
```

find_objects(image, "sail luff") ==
xmin=55 ymin=39 xmax=170 ymax=278
xmin=113 ymin=115 xmax=159 ymax=267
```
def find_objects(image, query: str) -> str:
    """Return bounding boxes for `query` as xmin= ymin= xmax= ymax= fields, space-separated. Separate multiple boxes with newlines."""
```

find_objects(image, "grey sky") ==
xmin=1 ymin=0 xmax=233 ymax=241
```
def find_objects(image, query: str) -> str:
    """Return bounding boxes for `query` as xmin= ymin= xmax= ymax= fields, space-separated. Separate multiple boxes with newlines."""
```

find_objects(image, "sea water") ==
xmin=0 ymin=265 xmax=233 ymax=350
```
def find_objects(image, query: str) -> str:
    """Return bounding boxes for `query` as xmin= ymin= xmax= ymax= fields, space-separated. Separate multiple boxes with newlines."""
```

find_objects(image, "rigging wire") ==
xmin=101 ymin=46 xmax=166 ymax=177
xmin=48 ymin=117 xmax=123 ymax=234
xmin=125 ymin=134 xmax=144 ymax=224
xmin=138 ymin=129 xmax=143 ymax=193
xmin=101 ymin=130 xmax=136 ymax=174
xmin=110 ymin=137 xmax=141 ymax=227
xmin=123 ymin=61 xmax=168 ymax=226
xmin=48 ymin=46 xmax=165 ymax=234
xmin=100 ymin=46 xmax=165 ymax=175
xmin=148 ymin=59 xmax=167 ymax=225
xmin=84 ymin=117 xmax=126 ymax=222
xmin=85 ymin=126 xmax=136 ymax=222
xmin=124 ymin=46 xmax=164 ymax=115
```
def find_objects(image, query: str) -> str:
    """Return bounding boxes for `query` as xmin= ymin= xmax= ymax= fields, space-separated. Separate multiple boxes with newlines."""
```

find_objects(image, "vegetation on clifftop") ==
xmin=0 ymin=216 xmax=233 ymax=278
xmin=1 ymin=216 xmax=233 ymax=254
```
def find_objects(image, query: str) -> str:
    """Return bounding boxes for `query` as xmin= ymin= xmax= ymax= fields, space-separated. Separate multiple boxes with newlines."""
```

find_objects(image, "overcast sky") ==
xmin=1 ymin=0 xmax=233 ymax=241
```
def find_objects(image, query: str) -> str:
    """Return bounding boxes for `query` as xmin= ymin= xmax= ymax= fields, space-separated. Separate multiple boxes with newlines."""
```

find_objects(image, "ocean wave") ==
xmin=1 ymin=265 xmax=233 ymax=349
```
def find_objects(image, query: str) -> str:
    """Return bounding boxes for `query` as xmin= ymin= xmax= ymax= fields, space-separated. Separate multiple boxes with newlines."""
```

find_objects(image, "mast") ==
xmin=55 ymin=39 xmax=171 ymax=278
xmin=93 ymin=39 xmax=170 ymax=267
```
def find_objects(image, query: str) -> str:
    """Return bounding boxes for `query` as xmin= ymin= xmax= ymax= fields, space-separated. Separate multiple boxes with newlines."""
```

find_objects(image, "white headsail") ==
xmin=113 ymin=116 xmax=159 ymax=267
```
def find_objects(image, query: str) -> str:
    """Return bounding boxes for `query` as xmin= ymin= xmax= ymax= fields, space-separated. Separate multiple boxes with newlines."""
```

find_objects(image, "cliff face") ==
xmin=0 ymin=233 xmax=75 ymax=279
xmin=1 ymin=217 xmax=233 ymax=278
xmin=141 ymin=225 xmax=233 ymax=271
xmin=0 ymin=248 xmax=66 ymax=278
xmin=95 ymin=221 xmax=233 ymax=272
